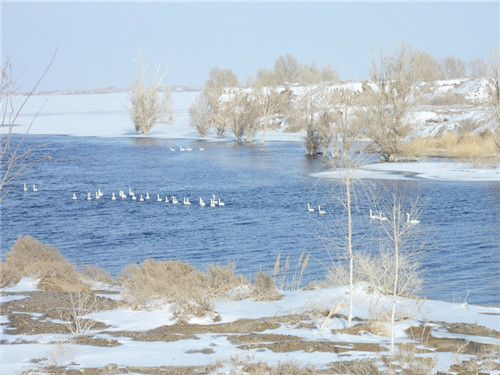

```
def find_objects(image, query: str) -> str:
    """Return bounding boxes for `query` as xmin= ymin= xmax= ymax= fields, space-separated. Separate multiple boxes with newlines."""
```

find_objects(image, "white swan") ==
xmin=24 ymin=183 xmax=28 ymax=192
xmin=406 ymin=212 xmax=420 ymax=224
xmin=179 ymin=147 xmax=186 ymax=152
xmin=157 ymin=194 xmax=162 ymax=202
xmin=86 ymin=192 xmax=92 ymax=201
xmin=218 ymin=198 xmax=225 ymax=206
xmin=170 ymin=147 xmax=175 ymax=151
xmin=95 ymin=191 xmax=100 ymax=200
xmin=186 ymin=146 xmax=193 ymax=151
xmin=129 ymin=188 xmax=134 ymax=197
xmin=369 ymin=209 xmax=379 ymax=220
xmin=318 ymin=205 xmax=326 ymax=215
xmin=172 ymin=196 xmax=179 ymax=204
xmin=183 ymin=197 xmax=191 ymax=205
xmin=72 ymin=193 xmax=77 ymax=200
xmin=98 ymin=189 xmax=103 ymax=198
xmin=307 ymin=203 xmax=314 ymax=212
xmin=139 ymin=194 xmax=144 ymax=202
xmin=145 ymin=192 xmax=150 ymax=200
xmin=379 ymin=212 xmax=388 ymax=222
xmin=199 ymin=197 xmax=206 ymax=207
xmin=199 ymin=147 xmax=205 ymax=151
xmin=164 ymin=196 xmax=169 ymax=203
xmin=32 ymin=184 xmax=38 ymax=192
xmin=131 ymin=193 xmax=137 ymax=201
xmin=210 ymin=198 xmax=216 ymax=207
xmin=111 ymin=192 xmax=116 ymax=201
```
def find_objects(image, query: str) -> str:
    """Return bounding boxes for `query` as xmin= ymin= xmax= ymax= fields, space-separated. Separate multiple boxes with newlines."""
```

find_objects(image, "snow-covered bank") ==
xmin=1 ymin=278 xmax=499 ymax=374
xmin=314 ymin=161 xmax=500 ymax=182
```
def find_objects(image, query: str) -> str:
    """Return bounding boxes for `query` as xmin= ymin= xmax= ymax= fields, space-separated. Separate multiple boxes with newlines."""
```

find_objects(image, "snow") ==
xmin=315 ymin=161 xmax=500 ymax=182
xmin=1 ymin=281 xmax=499 ymax=374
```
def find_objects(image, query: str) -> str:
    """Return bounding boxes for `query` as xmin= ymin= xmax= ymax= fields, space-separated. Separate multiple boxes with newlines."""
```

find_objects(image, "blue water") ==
xmin=1 ymin=135 xmax=499 ymax=305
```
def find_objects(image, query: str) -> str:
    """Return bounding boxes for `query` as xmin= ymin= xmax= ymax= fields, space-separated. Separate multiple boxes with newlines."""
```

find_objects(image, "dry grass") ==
xmin=79 ymin=264 xmax=114 ymax=286
xmin=118 ymin=259 xmax=253 ymax=321
xmin=272 ymin=252 xmax=310 ymax=291
xmin=253 ymin=271 xmax=280 ymax=301
xmin=205 ymin=262 xmax=249 ymax=300
xmin=118 ymin=259 xmax=208 ymax=307
xmin=430 ymin=93 xmax=470 ymax=106
xmin=405 ymin=130 xmax=498 ymax=160
xmin=327 ymin=250 xmax=423 ymax=297
xmin=207 ymin=355 xmax=318 ymax=375
xmin=0 ymin=235 xmax=81 ymax=289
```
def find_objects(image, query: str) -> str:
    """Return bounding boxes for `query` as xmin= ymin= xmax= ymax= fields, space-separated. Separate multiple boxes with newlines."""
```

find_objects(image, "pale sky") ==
xmin=2 ymin=1 xmax=499 ymax=91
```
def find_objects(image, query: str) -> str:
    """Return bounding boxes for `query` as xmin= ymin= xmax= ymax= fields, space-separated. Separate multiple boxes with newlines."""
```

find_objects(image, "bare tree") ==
xmin=365 ymin=42 xmax=417 ymax=159
xmin=188 ymin=92 xmax=211 ymax=137
xmin=291 ymin=90 xmax=320 ymax=155
xmin=331 ymin=88 xmax=363 ymax=161
xmin=274 ymin=54 xmax=300 ymax=84
xmin=1 ymin=53 xmax=55 ymax=201
xmin=375 ymin=185 xmax=424 ymax=356
xmin=487 ymin=48 xmax=500 ymax=151
xmin=225 ymin=90 xmax=254 ymax=142
xmin=129 ymin=53 xmax=172 ymax=135
xmin=251 ymin=86 xmax=290 ymax=144
xmin=468 ymin=58 xmax=489 ymax=78
xmin=191 ymin=67 xmax=240 ymax=138
xmin=442 ymin=55 xmax=467 ymax=79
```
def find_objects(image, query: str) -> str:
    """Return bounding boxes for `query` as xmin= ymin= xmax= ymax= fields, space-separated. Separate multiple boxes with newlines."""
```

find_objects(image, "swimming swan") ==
xmin=183 ymin=197 xmax=191 ymax=205
xmin=218 ymin=198 xmax=225 ymax=206
xmin=32 ymin=184 xmax=38 ymax=192
xmin=379 ymin=212 xmax=388 ymax=222
xmin=145 ymin=193 xmax=150 ymax=200
xmin=369 ymin=209 xmax=379 ymax=220
xmin=24 ymin=183 xmax=28 ymax=192
xmin=111 ymin=192 xmax=116 ymax=201
xmin=139 ymin=194 xmax=144 ymax=202
xmin=172 ymin=196 xmax=179 ymax=204
xmin=157 ymin=194 xmax=162 ymax=202
xmin=307 ymin=203 xmax=314 ymax=212
xmin=87 ymin=192 xmax=92 ymax=201
xmin=318 ymin=205 xmax=326 ymax=215
xmin=406 ymin=212 xmax=420 ymax=224
xmin=199 ymin=197 xmax=206 ymax=207
xmin=72 ymin=193 xmax=77 ymax=200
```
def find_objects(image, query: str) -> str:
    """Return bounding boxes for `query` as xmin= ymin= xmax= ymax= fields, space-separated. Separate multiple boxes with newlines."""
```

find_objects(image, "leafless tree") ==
xmin=374 ymin=185 xmax=424 ymax=356
xmin=468 ymin=58 xmax=489 ymax=78
xmin=129 ymin=52 xmax=172 ymax=135
xmin=251 ymin=86 xmax=290 ymax=144
xmin=188 ymin=92 xmax=211 ymax=137
xmin=1 ymin=53 xmax=55 ymax=201
xmin=442 ymin=55 xmax=467 ymax=79
xmin=274 ymin=54 xmax=300 ymax=84
xmin=365 ymin=42 xmax=417 ymax=159
xmin=190 ymin=67 xmax=240 ymax=138
xmin=331 ymin=88 xmax=363 ymax=161
xmin=487 ymin=48 xmax=500 ymax=151
xmin=291 ymin=90 xmax=320 ymax=155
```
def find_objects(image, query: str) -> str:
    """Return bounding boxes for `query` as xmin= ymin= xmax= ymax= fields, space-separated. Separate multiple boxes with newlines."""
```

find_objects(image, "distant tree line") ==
xmin=186 ymin=43 xmax=500 ymax=160
xmin=127 ymin=43 xmax=499 ymax=160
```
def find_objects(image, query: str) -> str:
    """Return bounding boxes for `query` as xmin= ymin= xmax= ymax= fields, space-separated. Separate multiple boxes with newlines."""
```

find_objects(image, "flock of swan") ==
xmin=307 ymin=204 xmax=420 ymax=224
xmin=71 ymin=188 xmax=225 ymax=207
xmin=369 ymin=208 xmax=421 ymax=224
xmin=170 ymin=146 xmax=204 ymax=152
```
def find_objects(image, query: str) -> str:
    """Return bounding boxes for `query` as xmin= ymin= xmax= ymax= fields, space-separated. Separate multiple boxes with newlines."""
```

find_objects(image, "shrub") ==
xmin=205 ymin=262 xmax=248 ymax=299
xmin=252 ymin=271 xmax=280 ymax=300
xmin=1 ymin=235 xmax=80 ymax=288
xmin=327 ymin=249 xmax=423 ymax=297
